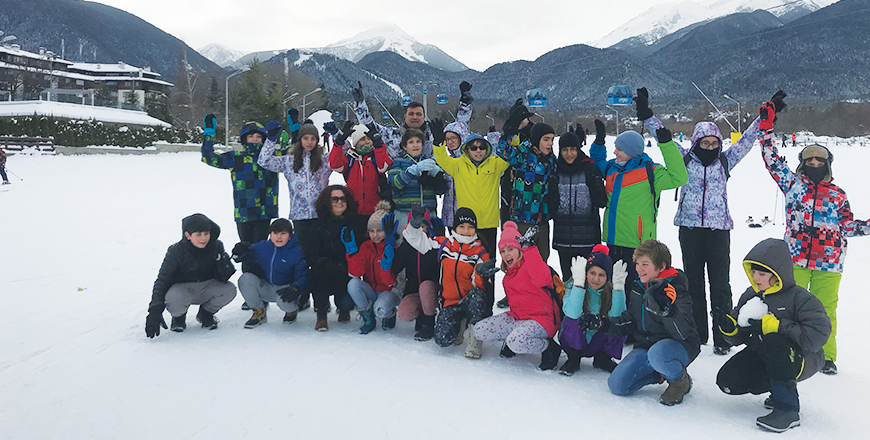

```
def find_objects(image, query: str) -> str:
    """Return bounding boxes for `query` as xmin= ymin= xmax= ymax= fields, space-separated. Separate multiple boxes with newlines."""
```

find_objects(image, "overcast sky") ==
xmin=95 ymin=0 xmax=673 ymax=71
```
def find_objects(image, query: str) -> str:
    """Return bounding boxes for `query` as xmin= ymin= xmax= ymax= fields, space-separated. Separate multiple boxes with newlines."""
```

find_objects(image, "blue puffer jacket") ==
xmin=644 ymin=116 xmax=760 ymax=230
xmin=241 ymin=235 xmax=308 ymax=288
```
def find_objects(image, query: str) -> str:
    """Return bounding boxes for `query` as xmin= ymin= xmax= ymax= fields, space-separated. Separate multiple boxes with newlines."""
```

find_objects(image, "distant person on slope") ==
xmin=0 ymin=147 xmax=9 ymax=184
xmin=638 ymin=87 xmax=768 ymax=356
xmin=759 ymin=96 xmax=870 ymax=375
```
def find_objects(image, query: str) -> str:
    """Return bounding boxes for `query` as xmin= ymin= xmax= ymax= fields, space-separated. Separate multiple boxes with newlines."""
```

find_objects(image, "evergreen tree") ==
xmin=206 ymin=76 xmax=222 ymax=114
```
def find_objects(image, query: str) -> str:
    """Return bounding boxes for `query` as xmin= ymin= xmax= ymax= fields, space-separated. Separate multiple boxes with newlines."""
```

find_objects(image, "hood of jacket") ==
xmin=444 ymin=121 xmax=470 ymax=146
xmin=461 ymin=133 xmax=491 ymax=159
xmin=742 ymin=238 xmax=795 ymax=295
xmin=181 ymin=213 xmax=221 ymax=242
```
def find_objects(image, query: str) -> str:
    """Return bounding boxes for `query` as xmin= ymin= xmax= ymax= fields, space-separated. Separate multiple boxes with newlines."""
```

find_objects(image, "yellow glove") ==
xmin=761 ymin=314 xmax=780 ymax=334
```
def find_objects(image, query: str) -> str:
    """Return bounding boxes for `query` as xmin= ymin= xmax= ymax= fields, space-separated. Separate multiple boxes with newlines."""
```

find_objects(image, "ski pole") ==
xmin=6 ymin=167 xmax=22 ymax=181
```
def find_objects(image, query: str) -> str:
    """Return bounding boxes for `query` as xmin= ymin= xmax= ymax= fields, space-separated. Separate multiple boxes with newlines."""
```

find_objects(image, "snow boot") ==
xmin=297 ymin=294 xmax=311 ymax=311
xmin=756 ymin=409 xmax=801 ymax=432
xmin=414 ymin=314 xmax=435 ymax=341
xmin=359 ymin=308 xmax=376 ymax=334
xmin=337 ymin=309 xmax=351 ymax=323
xmin=315 ymin=308 xmax=329 ymax=332
xmin=244 ymin=307 xmax=267 ymax=328
xmin=170 ymin=313 xmax=186 ymax=332
xmin=763 ymin=396 xmax=774 ymax=410
xmin=283 ymin=311 xmax=297 ymax=324
xmin=821 ymin=360 xmax=837 ymax=375
xmin=464 ymin=329 xmax=482 ymax=359
xmin=241 ymin=302 xmax=251 ymax=311
xmin=382 ymin=314 xmax=396 ymax=330
xmin=559 ymin=348 xmax=581 ymax=376
xmin=454 ymin=319 xmax=467 ymax=346
xmin=538 ymin=338 xmax=561 ymax=371
xmin=496 ymin=297 xmax=509 ymax=309
xmin=659 ymin=371 xmax=692 ymax=406
xmin=500 ymin=342 xmax=516 ymax=359
xmin=196 ymin=307 xmax=219 ymax=330
xmin=592 ymin=351 xmax=618 ymax=373
xmin=713 ymin=345 xmax=731 ymax=356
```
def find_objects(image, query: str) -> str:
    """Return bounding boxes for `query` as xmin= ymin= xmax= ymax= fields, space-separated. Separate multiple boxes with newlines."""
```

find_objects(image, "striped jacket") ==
xmin=202 ymin=136 xmax=279 ymax=223
xmin=387 ymin=152 xmax=447 ymax=212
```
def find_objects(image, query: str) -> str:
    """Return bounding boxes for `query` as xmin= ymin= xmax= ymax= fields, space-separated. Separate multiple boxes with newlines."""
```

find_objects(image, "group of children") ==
xmin=143 ymin=83 xmax=864 ymax=433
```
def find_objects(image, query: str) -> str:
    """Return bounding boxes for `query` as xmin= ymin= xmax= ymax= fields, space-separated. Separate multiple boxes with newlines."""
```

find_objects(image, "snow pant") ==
xmin=716 ymin=333 xmax=803 ymax=412
xmin=238 ymin=273 xmax=298 ymax=312
xmin=559 ymin=316 xmax=625 ymax=359
xmin=608 ymin=245 xmax=638 ymax=306
xmin=0 ymin=164 xmax=7 ymax=182
xmin=165 ymin=279 xmax=237 ymax=317
xmin=473 ymin=312 xmax=549 ymax=354
xmin=347 ymin=277 xmax=401 ymax=318
xmin=476 ymin=227 xmax=498 ymax=315
xmin=793 ymin=265 xmax=841 ymax=362
xmin=292 ymin=218 xmax=317 ymax=304
xmin=396 ymin=280 xmax=439 ymax=321
xmin=556 ymin=247 xmax=593 ymax=282
xmin=516 ymin=221 xmax=551 ymax=263
xmin=679 ymin=227 xmax=732 ymax=348
xmin=236 ymin=219 xmax=272 ymax=275
xmin=434 ymin=287 xmax=487 ymax=347
xmin=608 ymin=339 xmax=689 ymax=396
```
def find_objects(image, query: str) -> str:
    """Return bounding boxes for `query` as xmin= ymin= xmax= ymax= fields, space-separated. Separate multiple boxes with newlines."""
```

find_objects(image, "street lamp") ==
xmin=723 ymin=94 xmax=741 ymax=133
xmin=485 ymin=114 xmax=495 ymax=128
xmin=283 ymin=91 xmax=299 ymax=116
xmin=225 ymin=66 xmax=249 ymax=146
xmin=301 ymin=87 xmax=322 ymax=120
xmin=535 ymin=113 xmax=545 ymax=123
xmin=605 ymin=105 xmax=620 ymax=135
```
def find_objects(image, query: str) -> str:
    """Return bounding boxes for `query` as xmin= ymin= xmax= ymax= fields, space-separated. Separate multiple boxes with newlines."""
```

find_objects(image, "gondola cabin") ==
xmin=382 ymin=111 xmax=390 ymax=120
xmin=606 ymin=85 xmax=633 ymax=106
xmin=527 ymin=88 xmax=547 ymax=108
xmin=402 ymin=96 xmax=412 ymax=106
xmin=436 ymin=93 xmax=448 ymax=104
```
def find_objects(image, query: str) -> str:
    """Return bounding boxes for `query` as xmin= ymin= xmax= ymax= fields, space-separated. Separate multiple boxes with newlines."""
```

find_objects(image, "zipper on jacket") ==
xmin=805 ymin=181 xmax=820 ymax=263
xmin=701 ymin=167 xmax=707 ymax=227
xmin=454 ymin=243 xmax=463 ymax=301
xmin=269 ymin=246 xmax=277 ymax=285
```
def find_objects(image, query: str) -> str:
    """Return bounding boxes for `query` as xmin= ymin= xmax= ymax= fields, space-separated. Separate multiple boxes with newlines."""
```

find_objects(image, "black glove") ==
xmin=475 ymin=259 xmax=499 ymax=278
xmin=769 ymin=90 xmax=787 ymax=113
xmin=335 ymin=120 xmax=355 ymax=145
xmin=231 ymin=241 xmax=251 ymax=262
xmin=579 ymin=314 xmax=609 ymax=332
xmin=656 ymin=127 xmax=672 ymax=144
xmin=287 ymin=108 xmax=300 ymax=126
xmin=214 ymin=251 xmax=237 ymax=282
xmin=459 ymin=81 xmax=473 ymax=104
xmin=366 ymin=124 xmax=383 ymax=148
xmin=430 ymin=118 xmax=445 ymax=145
xmin=745 ymin=318 xmax=764 ymax=336
xmin=145 ymin=307 xmax=167 ymax=338
xmin=277 ymin=284 xmax=302 ymax=304
xmin=502 ymin=99 xmax=527 ymax=137
xmin=594 ymin=119 xmax=606 ymax=145
xmin=518 ymin=225 xmax=538 ymax=248
xmin=409 ymin=204 xmax=427 ymax=228
xmin=351 ymin=80 xmax=364 ymax=103
xmin=644 ymin=281 xmax=676 ymax=316
xmin=712 ymin=307 xmax=737 ymax=335
xmin=635 ymin=87 xmax=653 ymax=120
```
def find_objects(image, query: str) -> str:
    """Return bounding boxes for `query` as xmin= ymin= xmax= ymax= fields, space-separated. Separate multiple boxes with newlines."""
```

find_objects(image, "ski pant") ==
xmin=292 ymin=218 xmax=318 ymax=305
xmin=0 ymin=164 xmax=7 ymax=182
xmin=608 ymin=339 xmax=689 ymax=396
xmin=238 ymin=273 xmax=298 ymax=312
xmin=434 ymin=287 xmax=487 ymax=347
xmin=476 ymin=227 xmax=498 ymax=315
xmin=608 ymin=245 xmax=638 ymax=306
xmin=473 ymin=312 xmax=549 ymax=354
xmin=716 ymin=333 xmax=803 ymax=411
xmin=559 ymin=317 xmax=625 ymax=359
xmin=165 ymin=279 xmax=237 ymax=317
xmin=347 ymin=277 xmax=401 ymax=318
xmin=396 ymin=280 xmax=439 ymax=321
xmin=556 ymin=247 xmax=593 ymax=282
xmin=516 ymin=220 xmax=551 ymax=264
xmin=679 ymin=227 xmax=732 ymax=348
xmin=792 ymin=265 xmax=841 ymax=362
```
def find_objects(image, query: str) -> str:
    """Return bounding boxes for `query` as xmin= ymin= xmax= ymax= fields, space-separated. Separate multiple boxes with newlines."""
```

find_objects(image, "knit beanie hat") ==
xmin=530 ymin=123 xmax=555 ymax=148
xmin=443 ymin=121 xmax=470 ymax=146
xmin=297 ymin=123 xmax=319 ymax=143
xmin=587 ymin=244 xmax=613 ymax=281
xmin=614 ymin=131 xmax=645 ymax=158
xmin=453 ymin=207 xmax=477 ymax=230
xmin=350 ymin=124 xmax=370 ymax=147
xmin=690 ymin=122 xmax=723 ymax=148
xmin=559 ymin=132 xmax=581 ymax=150
xmin=367 ymin=200 xmax=393 ymax=232
xmin=498 ymin=221 xmax=522 ymax=252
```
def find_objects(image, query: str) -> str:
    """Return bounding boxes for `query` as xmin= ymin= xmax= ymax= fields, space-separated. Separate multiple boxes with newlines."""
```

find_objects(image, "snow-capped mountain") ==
xmin=304 ymin=24 xmax=469 ymax=72
xmin=590 ymin=0 xmax=836 ymax=49
xmin=197 ymin=43 xmax=246 ymax=67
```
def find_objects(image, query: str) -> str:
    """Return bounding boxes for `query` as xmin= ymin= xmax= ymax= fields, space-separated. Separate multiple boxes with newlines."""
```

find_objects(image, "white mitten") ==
xmin=571 ymin=256 xmax=586 ymax=289
xmin=611 ymin=260 xmax=628 ymax=289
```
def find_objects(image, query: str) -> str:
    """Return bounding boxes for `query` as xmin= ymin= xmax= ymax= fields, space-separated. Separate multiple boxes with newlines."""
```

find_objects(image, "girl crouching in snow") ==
xmin=473 ymin=221 xmax=563 ymax=369
xmin=558 ymin=244 xmax=627 ymax=376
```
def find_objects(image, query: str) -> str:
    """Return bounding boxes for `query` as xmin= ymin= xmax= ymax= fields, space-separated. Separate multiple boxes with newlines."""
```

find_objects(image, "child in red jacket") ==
xmin=473 ymin=221 xmax=563 ymax=369
xmin=328 ymin=122 xmax=392 ymax=216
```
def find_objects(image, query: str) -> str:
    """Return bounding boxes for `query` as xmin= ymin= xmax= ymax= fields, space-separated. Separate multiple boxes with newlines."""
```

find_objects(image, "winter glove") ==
xmin=769 ymin=90 xmax=787 ymax=114
xmin=382 ymin=213 xmax=398 ymax=248
xmin=488 ymin=125 xmax=498 ymax=133
xmin=409 ymin=204 xmax=427 ymax=229
xmin=416 ymin=158 xmax=438 ymax=174
xmin=759 ymin=314 xmax=780 ymax=334
xmin=214 ymin=251 xmax=236 ymax=282
xmin=430 ymin=118 xmax=445 ymax=145
xmin=611 ymin=260 xmax=628 ymax=289
xmin=334 ymin=120 xmax=355 ymax=146
xmin=518 ymin=225 xmax=538 ymax=249
xmin=656 ymin=127 xmax=672 ymax=144
xmin=424 ymin=215 xmax=445 ymax=238
xmin=476 ymin=259 xmax=500 ymax=278
xmin=265 ymin=120 xmax=282 ymax=142
xmin=145 ymin=306 xmax=167 ymax=338
xmin=712 ymin=306 xmax=738 ymax=335
xmin=380 ymin=243 xmax=395 ymax=271
xmin=644 ymin=280 xmax=677 ymax=317
xmin=277 ymin=284 xmax=302 ymax=304
xmin=351 ymin=80 xmax=365 ymax=103
xmin=323 ymin=121 xmax=338 ymax=136
xmin=635 ymin=87 xmax=653 ymax=121
xmin=231 ymin=241 xmax=252 ymax=262
xmin=759 ymin=101 xmax=776 ymax=131
xmin=594 ymin=119 xmax=606 ymax=145
xmin=405 ymin=163 xmax=422 ymax=177
xmin=427 ymin=164 xmax=444 ymax=177
xmin=744 ymin=318 xmax=763 ymax=336
xmin=287 ymin=109 xmax=301 ymax=133
xmin=459 ymin=80 xmax=473 ymax=104
xmin=570 ymin=256 xmax=587 ymax=289
xmin=203 ymin=114 xmax=217 ymax=137
xmin=502 ymin=98 xmax=527 ymax=137
xmin=579 ymin=314 xmax=609 ymax=332
xmin=340 ymin=226 xmax=358 ymax=254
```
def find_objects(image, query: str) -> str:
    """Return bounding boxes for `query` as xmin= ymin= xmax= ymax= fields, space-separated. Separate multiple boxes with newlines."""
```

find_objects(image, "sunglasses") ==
xmin=466 ymin=145 xmax=486 ymax=151
xmin=331 ymin=196 xmax=347 ymax=203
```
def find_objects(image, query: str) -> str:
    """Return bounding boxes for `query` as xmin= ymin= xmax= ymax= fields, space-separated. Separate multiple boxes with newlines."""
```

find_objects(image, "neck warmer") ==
xmin=451 ymin=230 xmax=478 ymax=244
xmin=694 ymin=147 xmax=721 ymax=167
xmin=804 ymin=165 xmax=827 ymax=184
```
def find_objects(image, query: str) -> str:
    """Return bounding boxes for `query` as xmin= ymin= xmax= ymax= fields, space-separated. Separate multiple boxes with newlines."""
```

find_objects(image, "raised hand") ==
xmin=203 ymin=114 xmax=217 ymax=137
xmin=266 ymin=120 xmax=282 ymax=142
xmin=430 ymin=118 xmax=445 ymax=145
xmin=335 ymin=120 xmax=355 ymax=145
xmin=351 ymin=81 xmax=364 ymax=103
xmin=459 ymin=81 xmax=473 ymax=104
xmin=570 ymin=256 xmax=587 ymax=289
xmin=594 ymin=119 xmax=606 ymax=145
xmin=340 ymin=226 xmax=358 ymax=254
xmin=635 ymin=87 xmax=653 ymax=120
xmin=611 ymin=260 xmax=628 ymax=289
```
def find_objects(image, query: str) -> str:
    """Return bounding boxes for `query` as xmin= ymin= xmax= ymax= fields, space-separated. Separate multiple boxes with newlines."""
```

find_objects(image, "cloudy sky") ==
xmin=94 ymin=0 xmax=676 ymax=70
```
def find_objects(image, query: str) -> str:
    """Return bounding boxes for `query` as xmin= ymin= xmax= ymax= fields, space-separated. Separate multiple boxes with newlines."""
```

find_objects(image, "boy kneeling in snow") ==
xmin=231 ymin=218 xmax=308 ymax=328
xmin=579 ymin=239 xmax=699 ymax=405
xmin=714 ymin=238 xmax=831 ymax=433
xmin=145 ymin=214 xmax=237 ymax=338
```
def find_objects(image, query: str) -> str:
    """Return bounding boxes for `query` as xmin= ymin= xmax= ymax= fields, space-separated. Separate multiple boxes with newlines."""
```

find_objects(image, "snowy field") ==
xmin=1 ymin=135 xmax=869 ymax=439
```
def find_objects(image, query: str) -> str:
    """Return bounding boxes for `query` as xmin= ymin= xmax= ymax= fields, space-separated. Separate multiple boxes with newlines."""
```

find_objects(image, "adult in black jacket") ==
xmin=307 ymin=185 xmax=367 ymax=331
xmin=145 ymin=213 xmax=237 ymax=337
xmin=550 ymin=131 xmax=607 ymax=280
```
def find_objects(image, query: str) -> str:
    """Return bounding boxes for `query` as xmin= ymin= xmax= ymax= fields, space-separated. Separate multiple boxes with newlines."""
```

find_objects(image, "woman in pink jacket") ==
xmin=473 ymin=221 xmax=562 ymax=369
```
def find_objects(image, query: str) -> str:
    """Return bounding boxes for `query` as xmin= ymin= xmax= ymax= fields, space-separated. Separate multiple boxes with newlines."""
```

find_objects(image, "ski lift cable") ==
xmin=371 ymin=95 xmax=401 ymax=127
xmin=692 ymin=82 xmax=737 ymax=132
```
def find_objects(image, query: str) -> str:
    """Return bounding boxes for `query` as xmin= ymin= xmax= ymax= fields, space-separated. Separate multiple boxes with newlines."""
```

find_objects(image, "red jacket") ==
xmin=347 ymin=240 xmax=395 ymax=292
xmin=328 ymin=144 xmax=392 ymax=216
xmin=504 ymin=246 xmax=560 ymax=337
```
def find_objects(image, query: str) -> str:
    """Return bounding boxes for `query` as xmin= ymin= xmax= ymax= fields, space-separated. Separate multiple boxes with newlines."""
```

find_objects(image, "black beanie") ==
xmin=750 ymin=263 xmax=772 ymax=273
xmin=182 ymin=213 xmax=212 ymax=234
xmin=559 ymin=132 xmax=580 ymax=150
xmin=530 ymin=123 xmax=555 ymax=148
xmin=453 ymin=207 xmax=477 ymax=229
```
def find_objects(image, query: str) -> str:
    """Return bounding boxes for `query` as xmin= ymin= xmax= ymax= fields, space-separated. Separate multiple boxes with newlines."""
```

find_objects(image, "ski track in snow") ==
xmin=0 ymin=137 xmax=868 ymax=438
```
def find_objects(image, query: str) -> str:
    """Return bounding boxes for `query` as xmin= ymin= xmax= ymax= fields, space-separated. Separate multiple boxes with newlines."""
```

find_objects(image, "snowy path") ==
xmin=1 ymin=140 xmax=868 ymax=438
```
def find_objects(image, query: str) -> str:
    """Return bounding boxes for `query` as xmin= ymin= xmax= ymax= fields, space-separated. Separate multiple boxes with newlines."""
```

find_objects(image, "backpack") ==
xmin=544 ymin=266 xmax=567 ymax=326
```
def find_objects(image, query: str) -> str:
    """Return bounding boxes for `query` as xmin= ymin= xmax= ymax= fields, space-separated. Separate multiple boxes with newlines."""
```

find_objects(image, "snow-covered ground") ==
xmin=1 ymin=135 xmax=868 ymax=438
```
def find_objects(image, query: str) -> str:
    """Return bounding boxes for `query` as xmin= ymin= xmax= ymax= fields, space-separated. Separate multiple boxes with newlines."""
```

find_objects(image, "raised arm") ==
xmin=201 ymin=114 xmax=234 ymax=169
xmin=652 ymin=127 xmax=689 ymax=191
